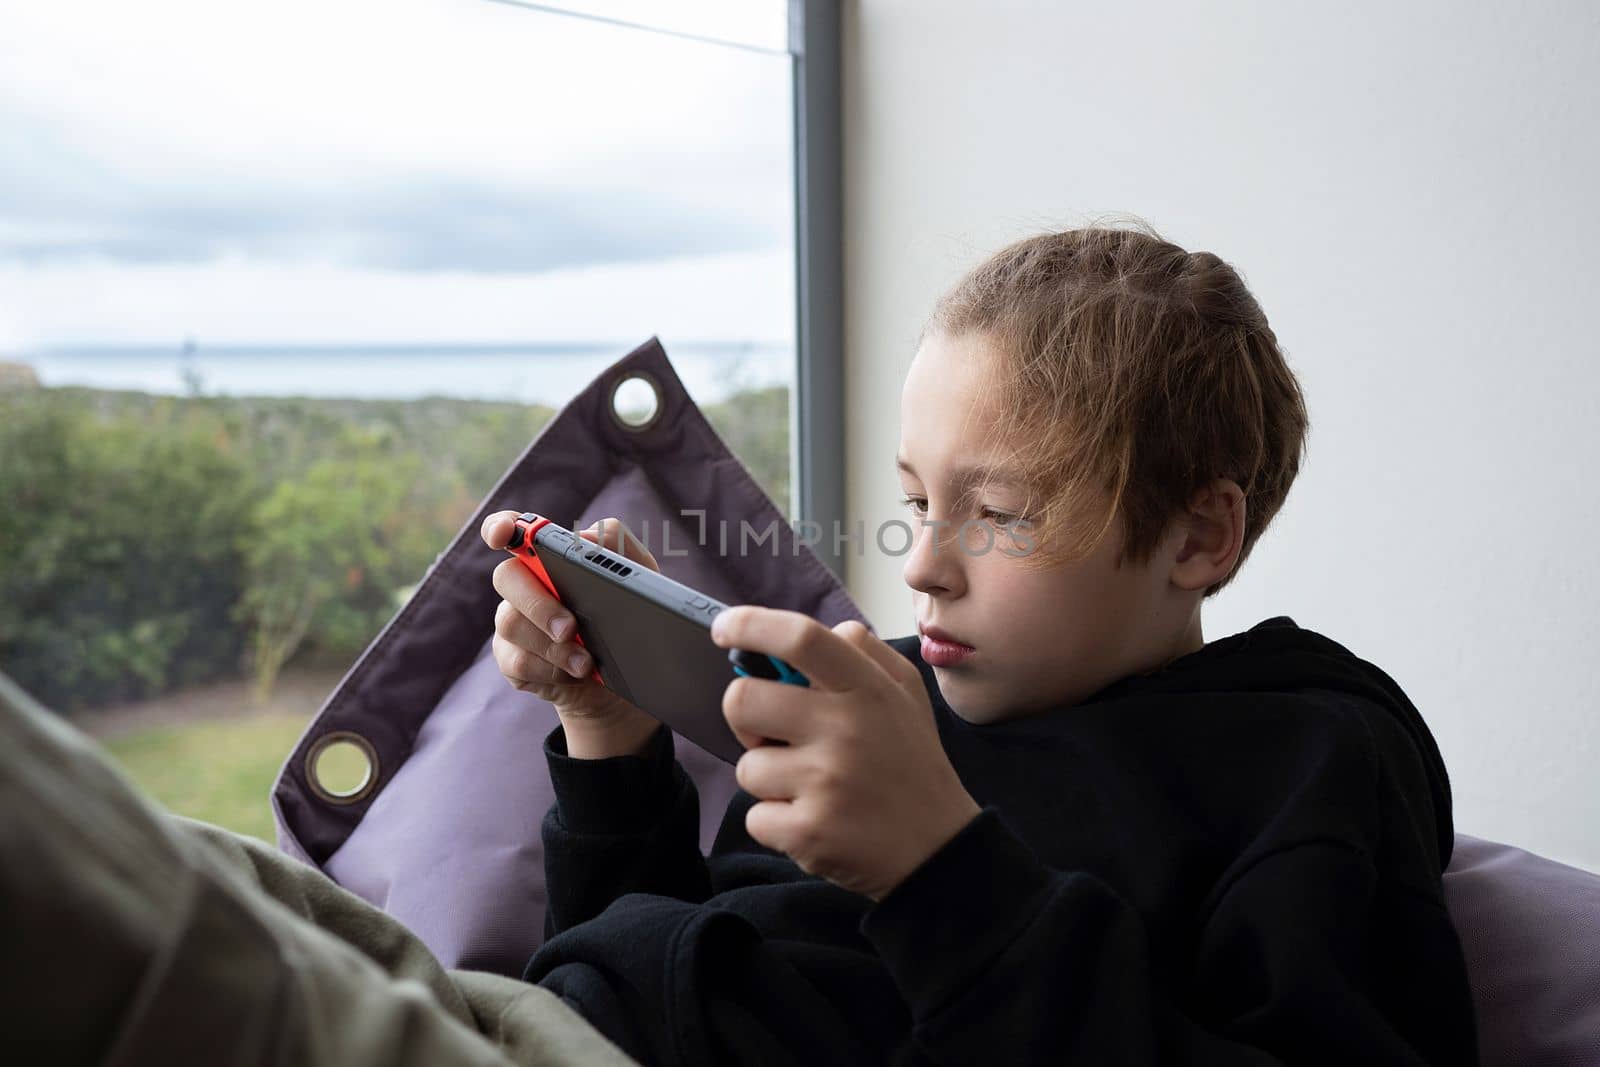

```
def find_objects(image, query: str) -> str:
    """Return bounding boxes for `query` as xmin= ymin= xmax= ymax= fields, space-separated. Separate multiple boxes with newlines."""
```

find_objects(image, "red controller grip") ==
xmin=504 ymin=512 xmax=606 ymax=687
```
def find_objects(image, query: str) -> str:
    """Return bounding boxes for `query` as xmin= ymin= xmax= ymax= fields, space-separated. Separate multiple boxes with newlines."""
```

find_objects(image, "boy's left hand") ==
xmin=711 ymin=606 xmax=982 ymax=904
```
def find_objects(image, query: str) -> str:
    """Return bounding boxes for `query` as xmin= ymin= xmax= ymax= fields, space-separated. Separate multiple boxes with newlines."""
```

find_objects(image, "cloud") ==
xmin=0 ymin=0 xmax=792 ymax=274
xmin=0 ymin=135 xmax=784 ymax=272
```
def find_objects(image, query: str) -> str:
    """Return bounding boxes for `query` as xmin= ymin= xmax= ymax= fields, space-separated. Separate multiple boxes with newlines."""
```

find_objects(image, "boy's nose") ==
xmin=902 ymin=516 xmax=966 ymax=598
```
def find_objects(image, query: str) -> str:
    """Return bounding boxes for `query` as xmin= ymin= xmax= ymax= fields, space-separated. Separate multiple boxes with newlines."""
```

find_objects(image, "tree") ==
xmin=234 ymin=424 xmax=439 ymax=700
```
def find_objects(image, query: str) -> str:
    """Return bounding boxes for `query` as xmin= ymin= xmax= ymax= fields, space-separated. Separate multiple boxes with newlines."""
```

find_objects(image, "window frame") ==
xmin=789 ymin=0 xmax=844 ymax=579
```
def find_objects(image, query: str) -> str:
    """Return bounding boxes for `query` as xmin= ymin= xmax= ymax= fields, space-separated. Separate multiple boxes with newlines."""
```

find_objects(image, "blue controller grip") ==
xmin=728 ymin=648 xmax=810 ymax=687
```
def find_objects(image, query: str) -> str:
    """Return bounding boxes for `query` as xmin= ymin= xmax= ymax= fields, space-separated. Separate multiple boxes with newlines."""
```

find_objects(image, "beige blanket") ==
xmin=0 ymin=672 xmax=639 ymax=1067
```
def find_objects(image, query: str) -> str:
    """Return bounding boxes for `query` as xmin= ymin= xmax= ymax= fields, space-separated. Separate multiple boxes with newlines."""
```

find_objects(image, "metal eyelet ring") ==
xmin=304 ymin=731 xmax=380 ymax=805
xmin=608 ymin=371 xmax=663 ymax=432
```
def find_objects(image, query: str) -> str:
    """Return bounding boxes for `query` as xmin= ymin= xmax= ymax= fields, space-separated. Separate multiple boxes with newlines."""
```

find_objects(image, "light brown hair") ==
xmin=922 ymin=221 xmax=1309 ymax=597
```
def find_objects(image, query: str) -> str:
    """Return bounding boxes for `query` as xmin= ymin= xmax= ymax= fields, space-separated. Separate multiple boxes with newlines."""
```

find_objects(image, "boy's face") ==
xmin=897 ymin=330 xmax=1193 ymax=724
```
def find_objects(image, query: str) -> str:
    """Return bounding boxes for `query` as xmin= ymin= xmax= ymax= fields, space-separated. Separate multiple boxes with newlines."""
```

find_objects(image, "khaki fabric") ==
xmin=0 ymin=674 xmax=639 ymax=1067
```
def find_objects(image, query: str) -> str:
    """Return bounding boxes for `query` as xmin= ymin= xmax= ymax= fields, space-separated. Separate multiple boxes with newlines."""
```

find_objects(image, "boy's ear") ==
xmin=1168 ymin=479 xmax=1247 ymax=592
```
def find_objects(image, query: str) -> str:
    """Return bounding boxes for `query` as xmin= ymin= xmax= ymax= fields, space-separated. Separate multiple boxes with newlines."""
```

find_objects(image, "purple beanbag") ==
xmin=273 ymin=337 xmax=1600 ymax=1064
xmin=272 ymin=337 xmax=870 ymax=977
xmin=1442 ymin=834 xmax=1600 ymax=1066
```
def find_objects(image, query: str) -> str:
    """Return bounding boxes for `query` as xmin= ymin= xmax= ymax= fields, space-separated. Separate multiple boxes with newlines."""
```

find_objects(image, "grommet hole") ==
xmin=305 ymin=732 xmax=378 ymax=804
xmin=609 ymin=372 xmax=662 ymax=431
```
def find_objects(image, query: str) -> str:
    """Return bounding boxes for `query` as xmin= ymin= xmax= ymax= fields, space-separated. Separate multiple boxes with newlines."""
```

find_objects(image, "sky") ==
xmin=0 ymin=0 xmax=795 ymax=350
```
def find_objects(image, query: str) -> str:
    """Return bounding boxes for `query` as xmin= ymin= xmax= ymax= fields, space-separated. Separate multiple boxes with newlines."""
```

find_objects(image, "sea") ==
xmin=7 ymin=340 xmax=794 ymax=408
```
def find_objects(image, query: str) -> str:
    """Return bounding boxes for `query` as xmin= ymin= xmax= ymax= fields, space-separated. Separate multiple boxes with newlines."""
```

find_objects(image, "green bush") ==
xmin=0 ymin=380 xmax=789 ymax=716
xmin=0 ymin=393 xmax=253 ymax=711
xmin=233 ymin=423 xmax=456 ymax=697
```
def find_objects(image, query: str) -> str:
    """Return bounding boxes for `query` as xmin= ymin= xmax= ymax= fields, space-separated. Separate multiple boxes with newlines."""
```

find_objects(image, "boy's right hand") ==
xmin=481 ymin=512 xmax=663 ymax=757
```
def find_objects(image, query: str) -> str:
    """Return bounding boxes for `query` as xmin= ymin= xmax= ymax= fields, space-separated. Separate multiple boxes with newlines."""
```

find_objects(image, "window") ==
xmin=0 ymin=0 xmax=840 ymax=839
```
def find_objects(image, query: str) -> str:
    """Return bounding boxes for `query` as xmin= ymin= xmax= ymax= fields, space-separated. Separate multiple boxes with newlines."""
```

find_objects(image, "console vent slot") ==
xmin=583 ymin=550 xmax=632 ymax=577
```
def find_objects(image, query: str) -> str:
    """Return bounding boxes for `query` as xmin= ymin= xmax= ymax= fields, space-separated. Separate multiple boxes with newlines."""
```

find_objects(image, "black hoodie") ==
xmin=522 ymin=617 xmax=1479 ymax=1066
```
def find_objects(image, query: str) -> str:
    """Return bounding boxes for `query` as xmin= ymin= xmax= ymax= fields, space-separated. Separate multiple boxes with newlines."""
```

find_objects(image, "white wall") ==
xmin=840 ymin=0 xmax=1600 ymax=869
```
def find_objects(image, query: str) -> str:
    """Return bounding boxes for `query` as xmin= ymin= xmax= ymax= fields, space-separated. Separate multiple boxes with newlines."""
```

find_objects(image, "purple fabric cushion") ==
xmin=272 ymin=339 xmax=1600 ymax=1064
xmin=272 ymin=337 xmax=871 ymax=976
xmin=1443 ymin=833 xmax=1600 ymax=1066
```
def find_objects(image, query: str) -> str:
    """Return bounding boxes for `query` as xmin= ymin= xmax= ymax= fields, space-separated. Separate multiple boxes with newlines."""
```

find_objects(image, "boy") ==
xmin=482 ymin=226 xmax=1480 ymax=1064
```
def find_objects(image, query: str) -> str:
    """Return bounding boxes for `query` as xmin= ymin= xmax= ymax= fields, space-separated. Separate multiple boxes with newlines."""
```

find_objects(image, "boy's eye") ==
xmin=899 ymin=496 xmax=1020 ymax=527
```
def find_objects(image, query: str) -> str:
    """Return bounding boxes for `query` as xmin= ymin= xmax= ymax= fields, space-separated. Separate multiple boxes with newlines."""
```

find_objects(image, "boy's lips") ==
xmin=919 ymin=623 xmax=975 ymax=667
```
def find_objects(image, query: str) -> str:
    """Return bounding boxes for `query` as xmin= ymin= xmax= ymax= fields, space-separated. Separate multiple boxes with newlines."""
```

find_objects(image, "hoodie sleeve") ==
xmin=541 ymin=720 xmax=713 ymax=939
xmin=859 ymin=806 xmax=1478 ymax=1066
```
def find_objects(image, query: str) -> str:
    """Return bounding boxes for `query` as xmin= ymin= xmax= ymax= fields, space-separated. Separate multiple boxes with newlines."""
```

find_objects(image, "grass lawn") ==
xmin=102 ymin=713 xmax=312 ymax=842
